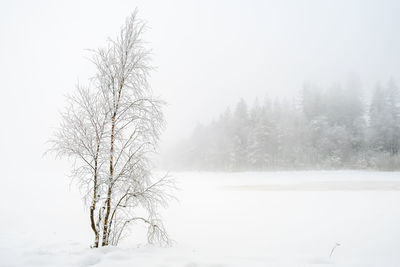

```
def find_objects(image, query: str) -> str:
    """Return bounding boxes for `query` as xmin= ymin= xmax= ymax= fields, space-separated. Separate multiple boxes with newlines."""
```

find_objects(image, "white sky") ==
xmin=1 ymin=0 xmax=400 ymax=170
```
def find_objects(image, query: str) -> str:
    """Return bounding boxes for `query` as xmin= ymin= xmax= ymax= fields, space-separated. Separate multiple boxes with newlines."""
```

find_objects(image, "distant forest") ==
xmin=167 ymin=78 xmax=400 ymax=171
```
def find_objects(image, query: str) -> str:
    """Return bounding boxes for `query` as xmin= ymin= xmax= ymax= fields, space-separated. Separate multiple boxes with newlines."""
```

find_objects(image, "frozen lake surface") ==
xmin=1 ymin=171 xmax=400 ymax=267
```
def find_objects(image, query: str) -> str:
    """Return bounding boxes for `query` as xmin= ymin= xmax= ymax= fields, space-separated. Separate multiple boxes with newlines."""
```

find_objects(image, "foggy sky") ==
xmin=1 ymin=0 xmax=400 ymax=173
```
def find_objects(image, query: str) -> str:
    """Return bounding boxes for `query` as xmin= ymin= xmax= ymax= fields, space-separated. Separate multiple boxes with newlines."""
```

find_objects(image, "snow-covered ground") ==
xmin=1 ymin=171 xmax=400 ymax=267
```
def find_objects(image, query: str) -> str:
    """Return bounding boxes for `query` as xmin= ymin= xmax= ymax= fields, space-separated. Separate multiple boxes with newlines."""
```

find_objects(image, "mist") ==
xmin=2 ymin=0 xmax=400 ymax=167
xmin=164 ymin=76 xmax=400 ymax=170
xmin=1 ymin=1 xmax=400 ymax=266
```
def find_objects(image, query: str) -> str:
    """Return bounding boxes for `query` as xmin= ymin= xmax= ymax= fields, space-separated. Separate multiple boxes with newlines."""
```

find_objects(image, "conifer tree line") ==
xmin=168 ymin=78 xmax=400 ymax=171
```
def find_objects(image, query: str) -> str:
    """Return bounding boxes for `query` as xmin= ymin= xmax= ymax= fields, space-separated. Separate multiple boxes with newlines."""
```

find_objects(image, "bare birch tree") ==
xmin=49 ymin=85 xmax=107 ymax=247
xmin=49 ymin=10 xmax=174 ymax=248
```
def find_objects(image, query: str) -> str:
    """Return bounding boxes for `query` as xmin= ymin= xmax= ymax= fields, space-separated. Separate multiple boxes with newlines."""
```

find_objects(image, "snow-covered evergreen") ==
xmin=167 ymin=79 xmax=400 ymax=170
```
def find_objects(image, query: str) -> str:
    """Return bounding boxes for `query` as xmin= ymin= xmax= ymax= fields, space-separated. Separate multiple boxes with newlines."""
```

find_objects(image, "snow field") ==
xmin=1 ymin=171 xmax=400 ymax=267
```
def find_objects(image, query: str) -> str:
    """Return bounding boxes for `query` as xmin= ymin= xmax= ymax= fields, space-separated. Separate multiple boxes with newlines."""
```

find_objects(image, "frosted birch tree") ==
xmin=50 ymin=10 xmax=174 ymax=248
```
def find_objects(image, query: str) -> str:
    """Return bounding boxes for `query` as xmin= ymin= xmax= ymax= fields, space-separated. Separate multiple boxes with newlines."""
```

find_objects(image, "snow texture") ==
xmin=1 ymin=171 xmax=400 ymax=267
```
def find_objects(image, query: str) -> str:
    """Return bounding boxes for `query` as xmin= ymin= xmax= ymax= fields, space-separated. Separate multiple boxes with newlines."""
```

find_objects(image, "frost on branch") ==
xmin=49 ymin=9 xmax=175 ymax=248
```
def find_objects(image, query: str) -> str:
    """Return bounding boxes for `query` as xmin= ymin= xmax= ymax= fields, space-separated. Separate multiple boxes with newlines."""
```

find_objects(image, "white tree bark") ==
xmin=49 ymin=9 xmax=174 ymax=248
